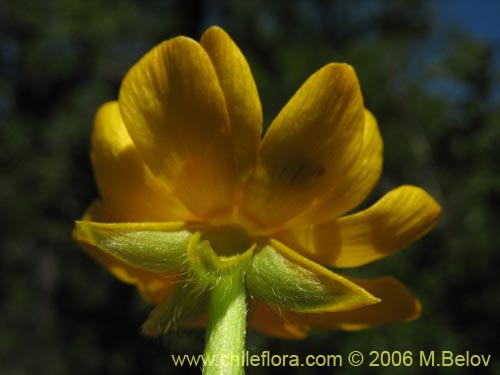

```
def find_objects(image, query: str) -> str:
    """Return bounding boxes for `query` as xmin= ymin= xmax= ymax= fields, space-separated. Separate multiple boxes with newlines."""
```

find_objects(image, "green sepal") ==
xmin=74 ymin=221 xmax=192 ymax=272
xmin=246 ymin=240 xmax=380 ymax=313
xmin=187 ymin=232 xmax=255 ymax=287
xmin=142 ymin=276 xmax=209 ymax=336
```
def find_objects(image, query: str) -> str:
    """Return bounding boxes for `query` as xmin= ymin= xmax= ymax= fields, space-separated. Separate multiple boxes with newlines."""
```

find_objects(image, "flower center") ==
xmin=199 ymin=224 xmax=254 ymax=258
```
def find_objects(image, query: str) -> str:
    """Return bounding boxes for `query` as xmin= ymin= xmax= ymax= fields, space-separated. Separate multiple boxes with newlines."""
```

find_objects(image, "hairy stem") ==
xmin=203 ymin=271 xmax=247 ymax=375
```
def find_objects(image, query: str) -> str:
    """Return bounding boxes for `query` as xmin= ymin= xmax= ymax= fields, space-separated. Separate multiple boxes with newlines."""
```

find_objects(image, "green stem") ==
xmin=203 ymin=270 xmax=247 ymax=375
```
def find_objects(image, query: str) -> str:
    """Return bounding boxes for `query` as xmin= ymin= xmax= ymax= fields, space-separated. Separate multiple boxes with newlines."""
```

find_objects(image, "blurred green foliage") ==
xmin=1 ymin=0 xmax=499 ymax=374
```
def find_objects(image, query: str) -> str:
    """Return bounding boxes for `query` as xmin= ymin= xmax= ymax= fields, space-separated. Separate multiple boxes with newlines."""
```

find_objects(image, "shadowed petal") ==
xmin=92 ymin=101 xmax=194 ymax=222
xmin=248 ymin=299 xmax=308 ymax=339
xmin=285 ymin=276 xmax=421 ymax=331
xmin=249 ymin=276 xmax=420 ymax=335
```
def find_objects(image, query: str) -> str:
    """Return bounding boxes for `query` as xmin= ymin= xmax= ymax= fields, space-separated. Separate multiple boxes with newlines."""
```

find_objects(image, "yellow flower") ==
xmin=74 ymin=26 xmax=441 ymax=339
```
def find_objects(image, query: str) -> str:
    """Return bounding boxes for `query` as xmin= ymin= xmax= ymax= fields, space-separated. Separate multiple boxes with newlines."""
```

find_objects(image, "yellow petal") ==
xmin=92 ymin=101 xmax=194 ymax=222
xmin=201 ymin=26 xmax=263 ymax=180
xmin=248 ymin=299 xmax=308 ymax=339
xmin=276 ymin=185 xmax=442 ymax=268
xmin=284 ymin=276 xmax=421 ymax=331
xmin=246 ymin=239 xmax=380 ymax=313
xmin=241 ymin=64 xmax=365 ymax=229
xmin=119 ymin=36 xmax=236 ymax=219
xmin=289 ymin=109 xmax=383 ymax=225
xmin=75 ymin=201 xmax=179 ymax=304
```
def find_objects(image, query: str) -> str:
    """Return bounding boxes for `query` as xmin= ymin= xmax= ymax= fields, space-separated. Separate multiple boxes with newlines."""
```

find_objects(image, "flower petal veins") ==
xmin=74 ymin=26 xmax=441 ymax=338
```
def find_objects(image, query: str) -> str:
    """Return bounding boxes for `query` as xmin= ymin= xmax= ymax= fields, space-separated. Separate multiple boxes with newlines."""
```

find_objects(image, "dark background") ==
xmin=1 ymin=0 xmax=499 ymax=374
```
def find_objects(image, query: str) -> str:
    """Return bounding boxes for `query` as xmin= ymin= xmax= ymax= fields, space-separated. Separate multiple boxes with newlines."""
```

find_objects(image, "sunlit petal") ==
xmin=241 ymin=64 xmax=365 ymax=229
xmin=289 ymin=109 xmax=383 ymax=225
xmin=201 ymin=26 xmax=263 ymax=181
xmin=119 ymin=36 xmax=236 ymax=218
xmin=276 ymin=185 xmax=441 ymax=267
